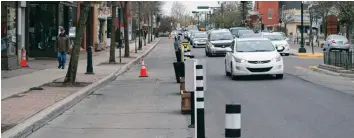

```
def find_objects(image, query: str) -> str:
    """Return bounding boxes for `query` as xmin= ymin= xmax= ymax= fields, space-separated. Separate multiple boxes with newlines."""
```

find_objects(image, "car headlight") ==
xmin=233 ymin=56 xmax=246 ymax=63
xmin=273 ymin=55 xmax=282 ymax=62
xmin=210 ymin=44 xmax=214 ymax=48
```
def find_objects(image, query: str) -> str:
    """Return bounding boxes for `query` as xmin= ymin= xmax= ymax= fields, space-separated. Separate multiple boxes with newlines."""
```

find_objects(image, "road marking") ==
xmin=294 ymin=66 xmax=306 ymax=70
xmin=308 ymin=66 xmax=317 ymax=70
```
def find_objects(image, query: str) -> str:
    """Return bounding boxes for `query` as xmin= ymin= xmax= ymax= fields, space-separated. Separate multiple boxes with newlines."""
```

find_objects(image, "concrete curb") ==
xmin=311 ymin=66 xmax=354 ymax=78
xmin=2 ymin=38 xmax=161 ymax=138
xmin=295 ymin=53 xmax=323 ymax=57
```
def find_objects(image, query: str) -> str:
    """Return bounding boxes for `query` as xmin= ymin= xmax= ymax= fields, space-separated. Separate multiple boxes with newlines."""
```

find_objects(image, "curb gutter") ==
xmin=295 ymin=53 xmax=323 ymax=57
xmin=311 ymin=67 xmax=354 ymax=78
xmin=2 ymin=39 xmax=161 ymax=138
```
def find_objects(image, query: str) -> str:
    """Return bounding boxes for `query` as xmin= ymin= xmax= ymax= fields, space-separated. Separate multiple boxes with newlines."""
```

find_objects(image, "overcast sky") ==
xmin=162 ymin=1 xmax=220 ymax=16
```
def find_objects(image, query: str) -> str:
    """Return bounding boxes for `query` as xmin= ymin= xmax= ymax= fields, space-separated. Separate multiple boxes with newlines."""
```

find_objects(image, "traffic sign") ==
xmin=197 ymin=6 xmax=209 ymax=9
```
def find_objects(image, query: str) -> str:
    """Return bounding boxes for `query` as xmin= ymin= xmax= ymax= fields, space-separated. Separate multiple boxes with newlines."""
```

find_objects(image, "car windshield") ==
xmin=230 ymin=28 xmax=247 ymax=35
xmin=238 ymin=30 xmax=254 ymax=35
xmin=236 ymin=40 xmax=275 ymax=52
xmin=210 ymin=32 xmax=233 ymax=41
xmin=263 ymin=35 xmax=284 ymax=41
xmin=242 ymin=35 xmax=261 ymax=38
xmin=332 ymin=35 xmax=348 ymax=41
xmin=194 ymin=33 xmax=207 ymax=38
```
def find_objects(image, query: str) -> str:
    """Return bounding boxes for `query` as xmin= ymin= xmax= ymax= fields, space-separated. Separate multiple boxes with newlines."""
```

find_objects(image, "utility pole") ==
xmin=298 ymin=1 xmax=306 ymax=53
xmin=241 ymin=1 xmax=246 ymax=27
xmin=221 ymin=2 xmax=224 ymax=28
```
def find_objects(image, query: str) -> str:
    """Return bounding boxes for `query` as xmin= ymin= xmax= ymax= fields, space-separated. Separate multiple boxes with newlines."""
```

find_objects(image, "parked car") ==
xmin=261 ymin=32 xmax=290 ymax=56
xmin=191 ymin=32 xmax=208 ymax=48
xmin=323 ymin=34 xmax=351 ymax=52
xmin=205 ymin=30 xmax=234 ymax=57
xmin=224 ymin=37 xmax=284 ymax=80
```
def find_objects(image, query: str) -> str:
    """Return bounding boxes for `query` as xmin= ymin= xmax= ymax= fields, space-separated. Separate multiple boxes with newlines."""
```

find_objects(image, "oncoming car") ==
xmin=240 ymin=34 xmax=261 ymax=38
xmin=261 ymin=32 xmax=290 ymax=56
xmin=224 ymin=38 xmax=284 ymax=80
xmin=205 ymin=30 xmax=234 ymax=57
xmin=191 ymin=32 xmax=208 ymax=48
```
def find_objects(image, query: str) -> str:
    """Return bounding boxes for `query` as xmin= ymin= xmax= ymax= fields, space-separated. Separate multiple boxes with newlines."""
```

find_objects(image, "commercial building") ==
xmin=1 ymin=1 xmax=26 ymax=70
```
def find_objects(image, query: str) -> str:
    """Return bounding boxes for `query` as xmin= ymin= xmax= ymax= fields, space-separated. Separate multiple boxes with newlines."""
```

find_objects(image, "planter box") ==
xmin=181 ymin=92 xmax=191 ymax=114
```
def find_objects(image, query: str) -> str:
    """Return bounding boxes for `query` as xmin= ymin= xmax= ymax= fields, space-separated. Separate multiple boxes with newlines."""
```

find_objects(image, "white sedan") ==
xmin=261 ymin=32 xmax=290 ymax=56
xmin=224 ymin=38 xmax=284 ymax=80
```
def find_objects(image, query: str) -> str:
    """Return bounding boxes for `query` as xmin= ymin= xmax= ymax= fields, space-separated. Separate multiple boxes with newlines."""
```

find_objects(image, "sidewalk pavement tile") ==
xmin=1 ymin=41 xmax=136 ymax=100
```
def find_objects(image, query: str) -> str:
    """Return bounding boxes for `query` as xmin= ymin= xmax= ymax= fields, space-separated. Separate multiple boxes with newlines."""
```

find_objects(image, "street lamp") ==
xmin=298 ymin=1 xmax=307 ymax=53
xmin=192 ymin=11 xmax=200 ymax=27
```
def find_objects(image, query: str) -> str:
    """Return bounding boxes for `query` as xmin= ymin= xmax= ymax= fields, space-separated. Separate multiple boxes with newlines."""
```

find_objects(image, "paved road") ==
xmin=26 ymin=38 xmax=192 ymax=138
xmin=26 ymin=37 xmax=354 ymax=138
xmin=190 ymin=47 xmax=354 ymax=138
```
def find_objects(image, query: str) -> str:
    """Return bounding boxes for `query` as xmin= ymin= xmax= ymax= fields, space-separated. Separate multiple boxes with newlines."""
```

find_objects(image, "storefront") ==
xmin=28 ymin=1 xmax=77 ymax=58
xmin=2 ymin=2 xmax=19 ymax=70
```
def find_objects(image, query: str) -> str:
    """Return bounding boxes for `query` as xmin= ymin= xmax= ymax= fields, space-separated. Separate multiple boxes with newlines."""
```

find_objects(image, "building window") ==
xmin=268 ymin=8 xmax=272 ymax=19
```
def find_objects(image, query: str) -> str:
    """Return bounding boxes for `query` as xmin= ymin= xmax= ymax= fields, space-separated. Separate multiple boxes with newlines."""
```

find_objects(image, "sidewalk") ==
xmin=24 ymin=38 xmax=192 ymax=138
xmin=289 ymin=42 xmax=324 ymax=57
xmin=1 ymin=41 xmax=140 ymax=100
xmin=1 ymin=38 xmax=160 ymax=137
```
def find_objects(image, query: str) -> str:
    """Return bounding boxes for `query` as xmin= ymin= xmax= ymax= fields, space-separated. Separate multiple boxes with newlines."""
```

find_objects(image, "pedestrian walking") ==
xmin=56 ymin=27 xmax=70 ymax=69
xmin=144 ymin=29 xmax=147 ymax=40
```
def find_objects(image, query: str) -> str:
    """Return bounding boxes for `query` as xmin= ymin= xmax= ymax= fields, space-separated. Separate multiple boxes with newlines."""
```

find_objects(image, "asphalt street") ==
xmin=190 ymin=47 xmax=354 ymax=138
xmin=26 ymin=38 xmax=192 ymax=138
xmin=25 ymin=37 xmax=354 ymax=138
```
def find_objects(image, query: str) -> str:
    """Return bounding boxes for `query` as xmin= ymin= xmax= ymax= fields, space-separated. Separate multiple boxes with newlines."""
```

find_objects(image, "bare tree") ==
xmin=64 ymin=1 xmax=91 ymax=85
xmin=170 ymin=1 xmax=186 ymax=22
xmin=117 ymin=1 xmax=130 ymax=57
xmin=224 ymin=1 xmax=238 ymax=11
xmin=108 ymin=2 xmax=117 ymax=63
xmin=311 ymin=1 xmax=335 ymax=39
xmin=335 ymin=1 xmax=354 ymax=40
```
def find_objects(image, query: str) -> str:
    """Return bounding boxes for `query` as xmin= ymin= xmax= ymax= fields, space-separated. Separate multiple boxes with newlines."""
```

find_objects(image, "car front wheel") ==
xmin=230 ymin=63 xmax=238 ymax=80
xmin=225 ymin=60 xmax=231 ymax=76
xmin=275 ymin=74 xmax=283 ymax=79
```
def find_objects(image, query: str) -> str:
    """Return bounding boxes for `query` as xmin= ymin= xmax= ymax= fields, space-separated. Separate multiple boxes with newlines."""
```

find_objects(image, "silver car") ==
xmin=205 ymin=30 xmax=234 ymax=57
xmin=192 ymin=32 xmax=208 ymax=48
xmin=323 ymin=35 xmax=351 ymax=52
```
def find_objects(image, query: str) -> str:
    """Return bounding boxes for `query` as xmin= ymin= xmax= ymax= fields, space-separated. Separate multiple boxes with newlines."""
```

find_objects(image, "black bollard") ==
xmin=225 ymin=104 xmax=241 ymax=138
xmin=196 ymin=63 xmax=205 ymax=138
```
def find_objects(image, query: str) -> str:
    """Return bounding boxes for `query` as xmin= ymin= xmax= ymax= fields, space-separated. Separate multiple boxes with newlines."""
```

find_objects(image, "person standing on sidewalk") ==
xmin=56 ymin=27 xmax=70 ymax=69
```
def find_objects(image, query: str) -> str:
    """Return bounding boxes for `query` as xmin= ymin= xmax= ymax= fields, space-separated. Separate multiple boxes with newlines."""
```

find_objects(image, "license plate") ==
xmin=337 ymin=41 xmax=343 ymax=44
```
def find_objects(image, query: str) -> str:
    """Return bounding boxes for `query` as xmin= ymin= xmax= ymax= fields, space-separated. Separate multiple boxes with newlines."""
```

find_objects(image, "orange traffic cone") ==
xmin=21 ymin=49 xmax=29 ymax=67
xmin=139 ymin=58 xmax=148 ymax=77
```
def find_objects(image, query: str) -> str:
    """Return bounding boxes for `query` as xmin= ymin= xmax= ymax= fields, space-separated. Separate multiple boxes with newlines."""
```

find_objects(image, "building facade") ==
xmin=254 ymin=1 xmax=279 ymax=30
xmin=1 ymin=1 xmax=26 ymax=70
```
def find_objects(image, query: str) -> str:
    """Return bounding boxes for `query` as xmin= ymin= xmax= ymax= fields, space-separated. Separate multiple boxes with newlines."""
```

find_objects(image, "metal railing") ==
xmin=323 ymin=51 xmax=354 ymax=70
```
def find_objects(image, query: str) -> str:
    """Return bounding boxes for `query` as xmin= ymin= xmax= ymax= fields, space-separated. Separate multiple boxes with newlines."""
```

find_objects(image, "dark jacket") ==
xmin=56 ymin=34 xmax=70 ymax=52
